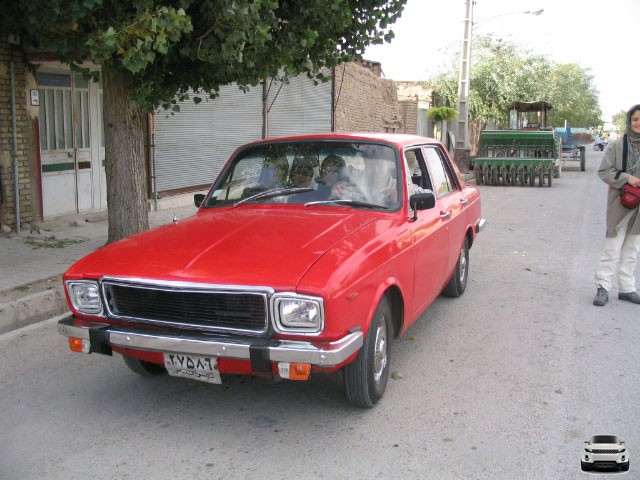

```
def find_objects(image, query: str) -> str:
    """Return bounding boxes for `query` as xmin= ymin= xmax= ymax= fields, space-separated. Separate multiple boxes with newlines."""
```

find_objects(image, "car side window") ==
xmin=404 ymin=148 xmax=433 ymax=192
xmin=423 ymin=147 xmax=457 ymax=197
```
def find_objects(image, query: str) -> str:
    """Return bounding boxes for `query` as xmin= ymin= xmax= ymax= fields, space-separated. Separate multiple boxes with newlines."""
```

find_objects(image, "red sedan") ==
xmin=59 ymin=133 xmax=485 ymax=407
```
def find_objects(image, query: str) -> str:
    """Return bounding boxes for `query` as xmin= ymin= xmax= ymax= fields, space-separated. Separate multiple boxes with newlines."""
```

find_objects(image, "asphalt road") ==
xmin=1 ymin=147 xmax=638 ymax=480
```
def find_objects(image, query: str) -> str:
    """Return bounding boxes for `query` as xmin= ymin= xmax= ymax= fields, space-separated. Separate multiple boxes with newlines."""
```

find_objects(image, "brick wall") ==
xmin=0 ymin=42 xmax=33 ymax=230
xmin=334 ymin=62 xmax=415 ymax=134
xmin=398 ymin=100 xmax=418 ymax=136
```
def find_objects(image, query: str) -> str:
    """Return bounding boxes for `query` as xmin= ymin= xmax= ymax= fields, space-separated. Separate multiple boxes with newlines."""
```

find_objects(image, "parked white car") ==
xmin=582 ymin=435 xmax=629 ymax=472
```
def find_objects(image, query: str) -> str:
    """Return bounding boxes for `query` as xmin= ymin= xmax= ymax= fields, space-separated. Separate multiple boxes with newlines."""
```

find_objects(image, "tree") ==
xmin=612 ymin=110 xmax=627 ymax=134
xmin=3 ymin=0 xmax=406 ymax=243
xmin=544 ymin=63 xmax=602 ymax=128
xmin=429 ymin=35 xmax=602 ymax=153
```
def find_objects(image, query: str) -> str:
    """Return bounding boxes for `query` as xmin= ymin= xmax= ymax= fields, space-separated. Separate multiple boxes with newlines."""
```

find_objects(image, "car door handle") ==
xmin=460 ymin=197 xmax=468 ymax=206
xmin=439 ymin=210 xmax=451 ymax=219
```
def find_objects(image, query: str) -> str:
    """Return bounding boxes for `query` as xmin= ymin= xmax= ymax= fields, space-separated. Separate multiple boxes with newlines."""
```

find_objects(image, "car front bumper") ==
xmin=57 ymin=315 xmax=363 ymax=368
xmin=582 ymin=452 xmax=628 ymax=465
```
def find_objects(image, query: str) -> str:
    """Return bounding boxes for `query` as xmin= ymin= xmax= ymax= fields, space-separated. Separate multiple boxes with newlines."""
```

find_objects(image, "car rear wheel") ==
xmin=442 ymin=237 xmax=469 ymax=297
xmin=621 ymin=461 xmax=629 ymax=471
xmin=343 ymin=296 xmax=392 ymax=408
xmin=123 ymin=355 xmax=166 ymax=376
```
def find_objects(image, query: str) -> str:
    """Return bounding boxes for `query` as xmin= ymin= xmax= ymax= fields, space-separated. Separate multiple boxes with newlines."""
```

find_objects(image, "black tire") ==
xmin=621 ymin=461 xmax=629 ymax=472
xmin=538 ymin=168 xmax=544 ymax=187
xmin=343 ymin=296 xmax=392 ymax=408
xmin=442 ymin=237 xmax=470 ymax=297
xmin=580 ymin=147 xmax=586 ymax=171
xmin=547 ymin=168 xmax=552 ymax=187
xmin=529 ymin=168 xmax=535 ymax=187
xmin=475 ymin=166 xmax=483 ymax=185
xmin=123 ymin=355 xmax=166 ymax=376
xmin=581 ymin=462 xmax=591 ymax=471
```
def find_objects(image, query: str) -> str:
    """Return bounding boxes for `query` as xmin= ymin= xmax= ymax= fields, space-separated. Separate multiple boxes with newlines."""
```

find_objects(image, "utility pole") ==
xmin=455 ymin=0 xmax=474 ymax=170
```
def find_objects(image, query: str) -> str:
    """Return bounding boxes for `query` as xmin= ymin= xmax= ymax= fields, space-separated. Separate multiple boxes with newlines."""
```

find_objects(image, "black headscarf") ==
xmin=626 ymin=104 xmax=640 ymax=142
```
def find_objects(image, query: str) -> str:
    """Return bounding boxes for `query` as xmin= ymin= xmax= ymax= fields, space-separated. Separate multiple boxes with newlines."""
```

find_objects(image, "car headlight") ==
xmin=272 ymin=294 xmax=324 ymax=334
xmin=618 ymin=448 xmax=626 ymax=453
xmin=585 ymin=448 xmax=593 ymax=453
xmin=66 ymin=280 xmax=102 ymax=315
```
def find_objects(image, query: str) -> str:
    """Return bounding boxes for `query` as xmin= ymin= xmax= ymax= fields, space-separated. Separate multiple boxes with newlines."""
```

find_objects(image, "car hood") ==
xmin=65 ymin=207 xmax=375 ymax=290
xmin=585 ymin=442 xmax=624 ymax=450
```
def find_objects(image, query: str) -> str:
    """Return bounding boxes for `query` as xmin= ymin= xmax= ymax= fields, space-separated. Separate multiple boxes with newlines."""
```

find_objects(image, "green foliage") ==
xmin=4 ymin=0 xmax=407 ymax=112
xmin=545 ymin=63 xmax=601 ymax=127
xmin=426 ymin=106 xmax=457 ymax=122
xmin=612 ymin=110 xmax=627 ymax=133
xmin=429 ymin=35 xmax=603 ymax=130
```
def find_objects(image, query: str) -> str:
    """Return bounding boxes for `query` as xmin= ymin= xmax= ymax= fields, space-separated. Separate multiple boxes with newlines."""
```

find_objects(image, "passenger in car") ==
xmin=288 ymin=156 xmax=316 ymax=189
xmin=294 ymin=154 xmax=347 ymax=202
xmin=242 ymin=154 xmax=289 ymax=198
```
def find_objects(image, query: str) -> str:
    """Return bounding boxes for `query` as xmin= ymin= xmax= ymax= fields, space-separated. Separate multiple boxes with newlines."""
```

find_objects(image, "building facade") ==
xmin=0 ymin=41 xmax=419 ymax=231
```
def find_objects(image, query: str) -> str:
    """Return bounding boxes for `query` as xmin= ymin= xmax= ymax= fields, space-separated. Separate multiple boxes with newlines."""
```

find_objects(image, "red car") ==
xmin=59 ymin=133 xmax=484 ymax=407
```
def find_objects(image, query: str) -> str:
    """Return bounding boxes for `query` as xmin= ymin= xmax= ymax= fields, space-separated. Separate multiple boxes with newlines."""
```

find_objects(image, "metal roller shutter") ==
xmin=153 ymin=72 xmax=332 ymax=193
xmin=153 ymin=86 xmax=262 ymax=193
xmin=266 ymin=71 xmax=332 ymax=138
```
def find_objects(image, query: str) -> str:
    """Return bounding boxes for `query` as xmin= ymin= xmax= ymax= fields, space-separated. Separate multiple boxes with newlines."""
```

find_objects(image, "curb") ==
xmin=0 ymin=279 xmax=68 ymax=335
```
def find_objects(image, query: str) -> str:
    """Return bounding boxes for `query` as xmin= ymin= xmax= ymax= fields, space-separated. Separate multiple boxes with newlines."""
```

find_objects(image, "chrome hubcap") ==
xmin=459 ymin=247 xmax=467 ymax=282
xmin=373 ymin=319 xmax=388 ymax=384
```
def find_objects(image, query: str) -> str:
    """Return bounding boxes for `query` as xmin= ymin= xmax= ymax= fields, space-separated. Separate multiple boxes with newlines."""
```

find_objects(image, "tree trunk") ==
xmin=102 ymin=68 xmax=149 ymax=244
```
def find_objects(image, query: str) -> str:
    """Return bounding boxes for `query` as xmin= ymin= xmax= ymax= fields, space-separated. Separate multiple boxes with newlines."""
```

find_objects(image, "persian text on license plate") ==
xmin=163 ymin=353 xmax=221 ymax=384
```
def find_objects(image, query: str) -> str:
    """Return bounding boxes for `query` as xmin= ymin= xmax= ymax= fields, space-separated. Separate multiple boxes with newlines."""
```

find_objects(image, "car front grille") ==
xmin=101 ymin=279 xmax=269 ymax=335
xmin=592 ymin=450 xmax=620 ymax=454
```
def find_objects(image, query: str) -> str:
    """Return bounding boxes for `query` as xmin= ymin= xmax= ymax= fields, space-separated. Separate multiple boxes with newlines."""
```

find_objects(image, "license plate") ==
xmin=163 ymin=353 xmax=221 ymax=384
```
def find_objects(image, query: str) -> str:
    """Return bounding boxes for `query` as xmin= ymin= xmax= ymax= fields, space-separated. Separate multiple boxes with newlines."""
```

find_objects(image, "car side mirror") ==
xmin=410 ymin=191 xmax=435 ymax=210
xmin=410 ymin=191 xmax=435 ymax=222
xmin=194 ymin=193 xmax=206 ymax=208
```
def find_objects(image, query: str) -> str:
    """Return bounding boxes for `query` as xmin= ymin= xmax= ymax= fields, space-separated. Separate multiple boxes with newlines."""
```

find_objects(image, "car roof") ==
xmin=241 ymin=132 xmax=440 ymax=150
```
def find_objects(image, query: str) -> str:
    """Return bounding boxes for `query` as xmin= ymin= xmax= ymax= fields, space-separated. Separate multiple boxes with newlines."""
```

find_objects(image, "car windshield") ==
xmin=202 ymin=141 xmax=400 ymax=210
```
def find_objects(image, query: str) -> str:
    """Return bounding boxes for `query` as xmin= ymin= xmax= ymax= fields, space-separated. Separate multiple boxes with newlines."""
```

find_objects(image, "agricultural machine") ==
xmin=554 ymin=124 xmax=590 ymax=171
xmin=472 ymin=101 xmax=562 ymax=187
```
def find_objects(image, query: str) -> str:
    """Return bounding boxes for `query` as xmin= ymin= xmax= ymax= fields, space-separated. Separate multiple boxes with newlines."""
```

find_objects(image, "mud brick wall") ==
xmin=398 ymin=100 xmax=418 ymax=135
xmin=0 ymin=42 xmax=33 ymax=230
xmin=334 ymin=62 xmax=416 ymax=134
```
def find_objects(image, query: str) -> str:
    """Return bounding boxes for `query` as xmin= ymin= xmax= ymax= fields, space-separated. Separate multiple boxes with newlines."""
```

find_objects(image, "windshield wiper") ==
xmin=234 ymin=187 xmax=314 ymax=207
xmin=304 ymin=199 xmax=389 ymax=210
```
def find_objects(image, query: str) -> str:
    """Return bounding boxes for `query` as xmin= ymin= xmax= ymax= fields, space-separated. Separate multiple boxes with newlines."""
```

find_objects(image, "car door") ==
xmin=405 ymin=147 xmax=449 ymax=317
xmin=422 ymin=146 xmax=466 ymax=279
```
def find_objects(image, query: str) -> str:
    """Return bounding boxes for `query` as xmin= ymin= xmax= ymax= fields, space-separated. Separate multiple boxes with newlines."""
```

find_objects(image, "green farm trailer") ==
xmin=472 ymin=101 xmax=562 ymax=187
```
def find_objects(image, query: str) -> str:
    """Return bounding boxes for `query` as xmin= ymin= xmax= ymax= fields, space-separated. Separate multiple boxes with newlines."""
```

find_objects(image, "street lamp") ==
xmin=473 ymin=9 xmax=544 ymax=30
xmin=454 ymin=3 xmax=543 ymax=167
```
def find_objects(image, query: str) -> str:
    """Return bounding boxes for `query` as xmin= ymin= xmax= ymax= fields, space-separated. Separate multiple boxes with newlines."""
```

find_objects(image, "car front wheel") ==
xmin=343 ymin=296 xmax=392 ymax=408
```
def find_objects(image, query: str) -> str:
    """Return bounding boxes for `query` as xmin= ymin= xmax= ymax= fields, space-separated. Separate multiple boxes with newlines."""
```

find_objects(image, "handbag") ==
xmin=620 ymin=183 xmax=640 ymax=209
xmin=617 ymin=136 xmax=640 ymax=209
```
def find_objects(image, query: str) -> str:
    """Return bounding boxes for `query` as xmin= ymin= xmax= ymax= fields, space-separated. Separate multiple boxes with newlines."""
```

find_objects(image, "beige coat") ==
xmin=597 ymin=136 xmax=640 ymax=237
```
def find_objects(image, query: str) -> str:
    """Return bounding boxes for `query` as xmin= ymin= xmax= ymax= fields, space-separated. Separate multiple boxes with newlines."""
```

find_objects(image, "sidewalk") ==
xmin=0 ymin=199 xmax=199 ymax=335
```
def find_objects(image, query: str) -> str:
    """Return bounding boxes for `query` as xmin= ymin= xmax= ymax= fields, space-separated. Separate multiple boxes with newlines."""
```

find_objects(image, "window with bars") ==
xmin=37 ymin=73 xmax=92 ymax=151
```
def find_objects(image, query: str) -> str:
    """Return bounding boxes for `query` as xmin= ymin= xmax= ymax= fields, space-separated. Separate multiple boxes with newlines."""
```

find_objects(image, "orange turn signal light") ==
xmin=278 ymin=362 xmax=311 ymax=380
xmin=69 ymin=337 xmax=90 ymax=353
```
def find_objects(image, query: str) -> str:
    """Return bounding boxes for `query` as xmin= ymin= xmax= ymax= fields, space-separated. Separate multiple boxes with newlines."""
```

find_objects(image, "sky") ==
xmin=364 ymin=0 xmax=639 ymax=122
